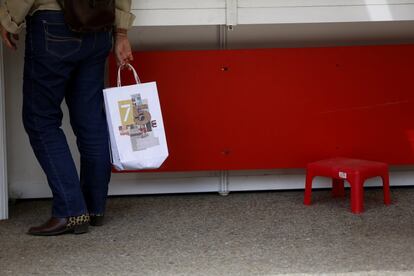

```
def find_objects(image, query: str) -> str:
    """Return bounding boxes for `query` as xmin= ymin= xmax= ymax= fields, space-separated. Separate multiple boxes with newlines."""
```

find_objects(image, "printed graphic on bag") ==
xmin=117 ymin=94 xmax=160 ymax=151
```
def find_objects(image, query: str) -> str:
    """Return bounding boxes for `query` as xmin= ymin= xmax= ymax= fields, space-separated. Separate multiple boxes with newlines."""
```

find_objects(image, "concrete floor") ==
xmin=0 ymin=188 xmax=414 ymax=276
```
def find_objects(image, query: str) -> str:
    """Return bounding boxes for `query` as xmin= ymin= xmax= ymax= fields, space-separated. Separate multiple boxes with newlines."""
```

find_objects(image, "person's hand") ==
xmin=0 ymin=24 xmax=18 ymax=50
xmin=114 ymin=28 xmax=133 ymax=67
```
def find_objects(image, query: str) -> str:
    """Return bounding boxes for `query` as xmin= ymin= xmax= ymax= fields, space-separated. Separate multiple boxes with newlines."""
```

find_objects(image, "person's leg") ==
xmin=23 ymin=12 xmax=88 ymax=219
xmin=65 ymin=30 xmax=112 ymax=217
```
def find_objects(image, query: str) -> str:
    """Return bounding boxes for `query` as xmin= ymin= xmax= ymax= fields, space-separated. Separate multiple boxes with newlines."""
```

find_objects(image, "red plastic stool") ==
xmin=304 ymin=157 xmax=391 ymax=214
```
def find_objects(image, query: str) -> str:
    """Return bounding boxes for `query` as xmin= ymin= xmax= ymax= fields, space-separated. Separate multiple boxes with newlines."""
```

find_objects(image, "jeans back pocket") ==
xmin=43 ymin=21 xmax=82 ymax=58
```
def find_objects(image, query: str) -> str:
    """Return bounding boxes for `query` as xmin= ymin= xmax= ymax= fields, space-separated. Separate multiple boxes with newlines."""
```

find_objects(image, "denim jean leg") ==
xmin=66 ymin=31 xmax=112 ymax=215
xmin=23 ymin=12 xmax=88 ymax=218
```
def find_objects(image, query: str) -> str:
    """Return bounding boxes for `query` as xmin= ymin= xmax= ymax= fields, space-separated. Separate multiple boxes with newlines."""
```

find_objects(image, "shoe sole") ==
xmin=27 ymin=223 xmax=89 ymax=236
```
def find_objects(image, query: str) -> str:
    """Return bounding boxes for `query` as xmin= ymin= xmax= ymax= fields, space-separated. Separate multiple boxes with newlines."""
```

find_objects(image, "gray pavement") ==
xmin=0 ymin=188 xmax=413 ymax=275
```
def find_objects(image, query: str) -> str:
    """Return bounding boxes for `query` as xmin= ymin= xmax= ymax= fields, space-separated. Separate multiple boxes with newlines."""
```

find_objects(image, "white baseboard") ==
xmin=9 ymin=170 xmax=414 ymax=200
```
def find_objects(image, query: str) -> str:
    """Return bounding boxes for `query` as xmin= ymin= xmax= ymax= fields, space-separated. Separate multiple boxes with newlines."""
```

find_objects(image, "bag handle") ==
xmin=117 ymin=64 xmax=141 ymax=87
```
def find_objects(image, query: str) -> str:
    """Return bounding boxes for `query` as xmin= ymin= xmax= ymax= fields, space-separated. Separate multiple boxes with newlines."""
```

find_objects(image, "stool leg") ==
xmin=381 ymin=171 xmax=391 ymax=205
xmin=304 ymin=173 xmax=314 ymax=205
xmin=332 ymin=179 xmax=345 ymax=198
xmin=349 ymin=176 xmax=364 ymax=214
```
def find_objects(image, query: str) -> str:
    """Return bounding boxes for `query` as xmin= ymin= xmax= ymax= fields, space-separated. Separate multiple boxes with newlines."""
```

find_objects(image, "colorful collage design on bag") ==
xmin=118 ymin=94 xmax=160 ymax=151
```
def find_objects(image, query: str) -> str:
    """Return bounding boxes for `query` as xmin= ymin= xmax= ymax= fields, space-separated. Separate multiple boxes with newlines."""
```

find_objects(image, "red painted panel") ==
xmin=108 ymin=45 xmax=414 ymax=172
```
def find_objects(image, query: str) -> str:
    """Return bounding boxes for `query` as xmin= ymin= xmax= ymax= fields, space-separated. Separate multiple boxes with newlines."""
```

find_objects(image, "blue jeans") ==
xmin=23 ymin=11 xmax=112 ymax=218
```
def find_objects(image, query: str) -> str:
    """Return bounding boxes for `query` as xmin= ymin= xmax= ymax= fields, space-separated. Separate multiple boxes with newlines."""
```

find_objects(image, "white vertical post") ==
xmin=226 ymin=0 xmax=238 ymax=27
xmin=0 ymin=43 xmax=8 ymax=220
xmin=219 ymin=170 xmax=229 ymax=196
xmin=219 ymin=0 xmax=232 ymax=195
xmin=218 ymin=25 xmax=228 ymax=49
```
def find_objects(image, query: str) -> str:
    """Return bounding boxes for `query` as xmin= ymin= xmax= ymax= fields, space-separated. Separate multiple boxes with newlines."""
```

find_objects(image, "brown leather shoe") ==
xmin=27 ymin=214 xmax=90 ymax=236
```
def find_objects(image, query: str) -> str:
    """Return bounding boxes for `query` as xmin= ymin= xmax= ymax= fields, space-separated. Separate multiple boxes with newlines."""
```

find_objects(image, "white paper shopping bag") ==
xmin=103 ymin=64 xmax=169 ymax=170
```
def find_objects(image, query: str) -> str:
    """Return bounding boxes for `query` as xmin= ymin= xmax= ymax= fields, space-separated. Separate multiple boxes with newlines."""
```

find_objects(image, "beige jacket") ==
xmin=0 ymin=0 xmax=135 ymax=34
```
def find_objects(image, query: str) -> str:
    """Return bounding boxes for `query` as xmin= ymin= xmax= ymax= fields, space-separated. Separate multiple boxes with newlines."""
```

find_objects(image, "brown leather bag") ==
xmin=57 ymin=0 xmax=115 ymax=33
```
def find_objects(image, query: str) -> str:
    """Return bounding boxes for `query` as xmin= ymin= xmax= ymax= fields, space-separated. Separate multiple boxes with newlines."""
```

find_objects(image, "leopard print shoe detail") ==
xmin=66 ymin=214 xmax=90 ymax=234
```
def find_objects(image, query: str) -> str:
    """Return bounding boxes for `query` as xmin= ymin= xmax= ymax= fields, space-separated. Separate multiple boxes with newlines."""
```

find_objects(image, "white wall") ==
xmin=129 ymin=0 xmax=414 ymax=26
xmin=5 ymin=22 xmax=414 ymax=199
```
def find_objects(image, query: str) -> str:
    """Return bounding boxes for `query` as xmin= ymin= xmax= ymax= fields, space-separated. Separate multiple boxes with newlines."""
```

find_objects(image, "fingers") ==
xmin=123 ymin=53 xmax=134 ymax=70
xmin=115 ymin=49 xmax=127 ymax=67
xmin=115 ymin=36 xmax=133 ymax=68
xmin=0 ymin=27 xmax=17 ymax=50
xmin=119 ymin=55 xmax=132 ymax=66
xmin=2 ymin=33 xmax=16 ymax=50
xmin=119 ymin=49 xmax=133 ymax=66
xmin=127 ymin=52 xmax=134 ymax=62
xmin=117 ymin=55 xmax=130 ymax=68
xmin=7 ymin=33 xmax=17 ymax=49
